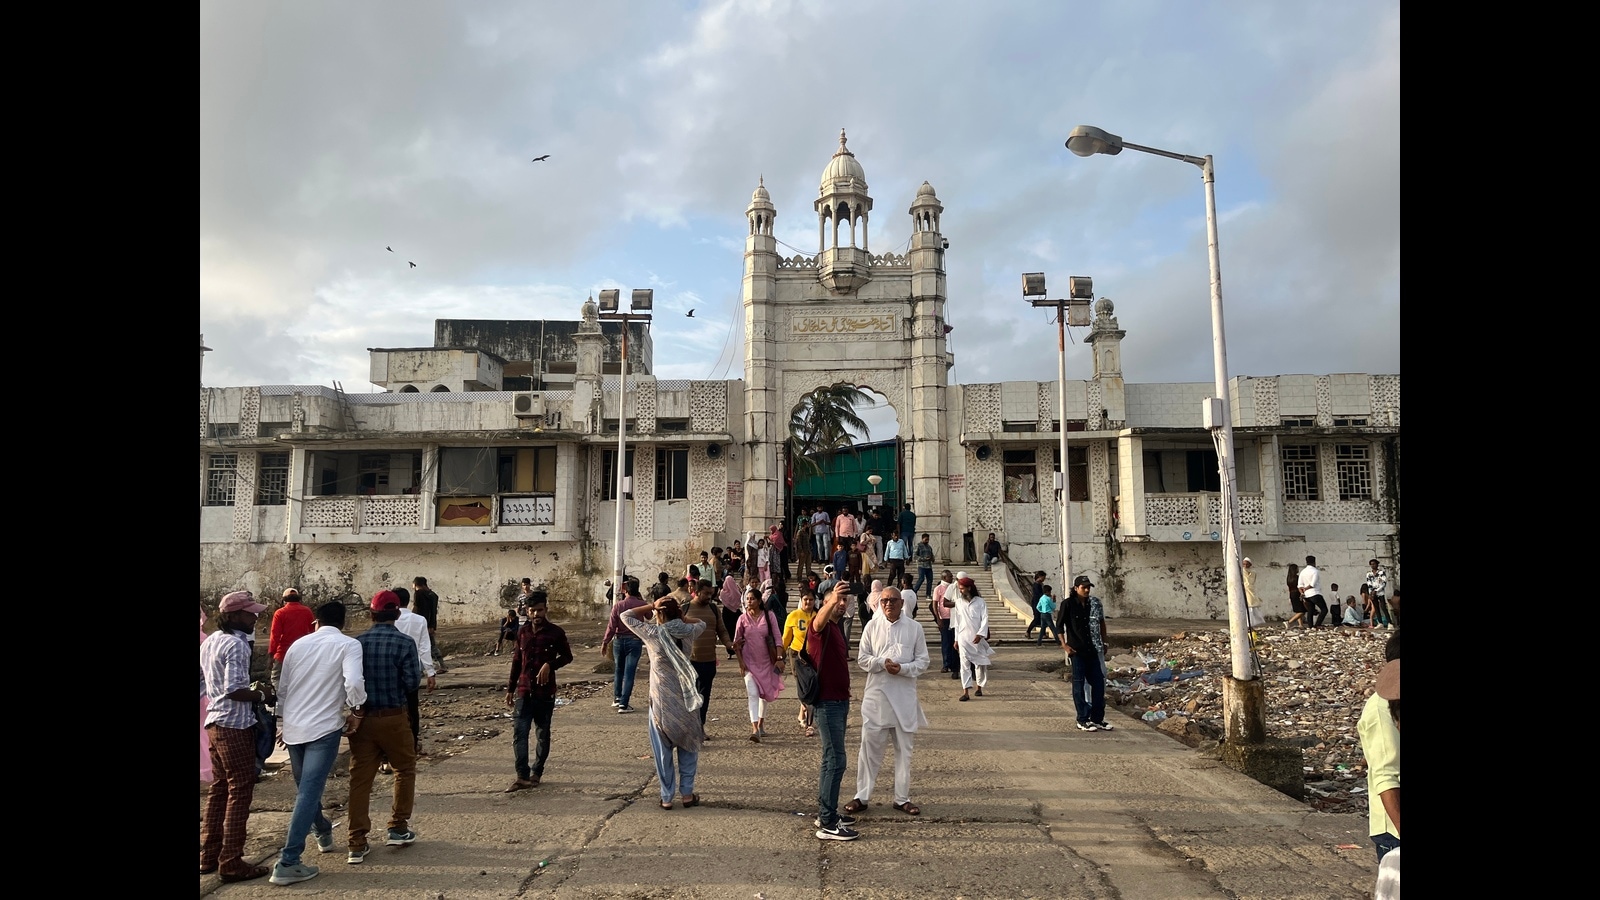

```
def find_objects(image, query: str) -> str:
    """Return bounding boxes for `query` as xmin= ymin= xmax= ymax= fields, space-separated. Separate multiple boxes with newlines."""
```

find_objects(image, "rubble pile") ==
xmin=1108 ymin=626 xmax=1392 ymax=814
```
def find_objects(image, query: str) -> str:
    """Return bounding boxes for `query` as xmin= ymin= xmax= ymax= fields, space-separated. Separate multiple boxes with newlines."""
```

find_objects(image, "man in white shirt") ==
xmin=846 ymin=585 xmax=930 ymax=818
xmin=898 ymin=575 xmax=919 ymax=621
xmin=811 ymin=507 xmax=833 ymax=565
xmin=271 ymin=602 xmax=366 ymax=885
xmin=394 ymin=589 xmax=438 ymax=759
xmin=1298 ymin=555 xmax=1328 ymax=627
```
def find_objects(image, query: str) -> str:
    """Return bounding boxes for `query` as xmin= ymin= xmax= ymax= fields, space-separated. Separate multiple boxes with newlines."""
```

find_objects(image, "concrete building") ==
xmin=200 ymin=133 xmax=1399 ymax=622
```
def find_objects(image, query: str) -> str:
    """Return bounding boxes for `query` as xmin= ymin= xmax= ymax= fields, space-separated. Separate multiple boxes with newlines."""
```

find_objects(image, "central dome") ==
xmin=819 ymin=129 xmax=867 ymax=192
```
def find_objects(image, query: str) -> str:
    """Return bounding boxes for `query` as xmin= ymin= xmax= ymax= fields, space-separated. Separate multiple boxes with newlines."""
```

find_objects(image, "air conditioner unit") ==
xmin=513 ymin=392 xmax=545 ymax=418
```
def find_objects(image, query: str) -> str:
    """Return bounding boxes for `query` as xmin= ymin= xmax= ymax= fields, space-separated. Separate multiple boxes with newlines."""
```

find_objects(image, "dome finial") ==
xmin=839 ymin=128 xmax=848 ymax=151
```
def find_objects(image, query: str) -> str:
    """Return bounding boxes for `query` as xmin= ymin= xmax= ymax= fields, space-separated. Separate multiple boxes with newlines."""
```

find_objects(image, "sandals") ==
xmin=974 ymin=687 xmax=984 ymax=697
xmin=805 ymin=726 xmax=816 ymax=738
xmin=659 ymin=801 xmax=675 ymax=810
xmin=959 ymin=694 xmax=970 ymax=702
xmin=842 ymin=798 xmax=868 ymax=814
xmin=894 ymin=801 xmax=921 ymax=816
xmin=682 ymin=794 xmax=701 ymax=808
xmin=749 ymin=733 xmax=761 ymax=743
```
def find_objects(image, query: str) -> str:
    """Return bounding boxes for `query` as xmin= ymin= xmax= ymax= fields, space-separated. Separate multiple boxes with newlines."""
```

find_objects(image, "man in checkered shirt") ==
xmin=345 ymin=590 xmax=422 ymax=863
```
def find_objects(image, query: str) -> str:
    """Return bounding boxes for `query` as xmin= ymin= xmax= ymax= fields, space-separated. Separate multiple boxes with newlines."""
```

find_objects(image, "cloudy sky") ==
xmin=201 ymin=1 xmax=1398 ymax=435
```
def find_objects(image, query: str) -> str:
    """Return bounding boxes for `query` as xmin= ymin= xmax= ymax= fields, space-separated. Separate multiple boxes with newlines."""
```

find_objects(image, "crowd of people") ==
xmin=203 ymin=532 xmax=1397 ymax=888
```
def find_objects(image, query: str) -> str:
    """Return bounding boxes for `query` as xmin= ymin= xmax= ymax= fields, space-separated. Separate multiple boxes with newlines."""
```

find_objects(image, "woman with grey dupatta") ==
xmin=622 ymin=596 xmax=707 ymax=810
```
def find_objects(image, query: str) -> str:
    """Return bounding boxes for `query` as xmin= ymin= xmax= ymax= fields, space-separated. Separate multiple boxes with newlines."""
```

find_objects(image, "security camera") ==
xmin=941 ymin=239 xmax=950 ymax=250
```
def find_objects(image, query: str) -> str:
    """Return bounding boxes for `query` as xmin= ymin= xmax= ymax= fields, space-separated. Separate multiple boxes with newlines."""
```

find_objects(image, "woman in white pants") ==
xmin=950 ymin=576 xmax=994 ymax=701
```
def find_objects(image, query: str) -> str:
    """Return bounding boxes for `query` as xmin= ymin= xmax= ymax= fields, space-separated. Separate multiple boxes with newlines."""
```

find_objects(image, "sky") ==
xmin=201 ymin=1 xmax=1399 ymax=438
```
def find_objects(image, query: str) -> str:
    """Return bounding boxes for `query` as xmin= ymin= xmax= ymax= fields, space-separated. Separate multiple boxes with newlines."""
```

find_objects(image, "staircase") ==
xmin=847 ymin=563 xmax=1050 ymax=650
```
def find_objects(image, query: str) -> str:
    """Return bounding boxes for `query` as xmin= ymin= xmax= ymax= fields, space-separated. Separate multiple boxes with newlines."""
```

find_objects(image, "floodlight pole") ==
xmin=598 ymin=293 xmax=653 ymax=586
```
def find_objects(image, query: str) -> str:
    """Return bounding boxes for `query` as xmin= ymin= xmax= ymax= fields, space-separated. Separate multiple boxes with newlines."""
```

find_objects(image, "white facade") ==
xmin=200 ymin=135 xmax=1399 ymax=622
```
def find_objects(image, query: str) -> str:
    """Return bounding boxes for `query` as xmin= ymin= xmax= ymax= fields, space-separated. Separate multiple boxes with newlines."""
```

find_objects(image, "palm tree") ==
xmin=788 ymin=384 xmax=873 ymax=479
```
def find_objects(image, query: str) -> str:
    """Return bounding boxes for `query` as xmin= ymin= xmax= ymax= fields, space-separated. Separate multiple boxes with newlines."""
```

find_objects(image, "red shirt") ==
xmin=805 ymin=616 xmax=851 ymax=702
xmin=268 ymin=601 xmax=316 ymax=661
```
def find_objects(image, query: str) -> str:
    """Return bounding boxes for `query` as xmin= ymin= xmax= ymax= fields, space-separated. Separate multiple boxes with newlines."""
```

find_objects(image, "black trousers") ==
xmin=1306 ymin=595 xmax=1329 ymax=627
xmin=691 ymin=660 xmax=716 ymax=726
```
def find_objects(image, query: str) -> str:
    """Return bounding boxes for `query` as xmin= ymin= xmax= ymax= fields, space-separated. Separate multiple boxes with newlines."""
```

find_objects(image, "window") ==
xmin=1335 ymin=444 xmax=1372 ymax=500
xmin=1185 ymin=450 xmax=1221 ymax=493
xmin=1001 ymin=422 xmax=1036 ymax=434
xmin=656 ymin=448 xmax=689 ymax=500
xmin=309 ymin=451 xmax=422 ymax=496
xmin=206 ymin=453 xmax=238 ymax=506
xmin=602 ymin=449 xmax=635 ymax=500
xmin=602 ymin=419 xmax=638 ymax=433
xmin=259 ymin=422 xmax=292 ymax=437
xmin=208 ymin=423 xmax=240 ymax=439
xmin=257 ymin=453 xmax=290 ymax=505
xmin=656 ymin=418 xmax=690 ymax=432
xmin=1282 ymin=445 xmax=1319 ymax=501
xmin=1064 ymin=446 xmax=1089 ymax=501
xmin=1003 ymin=450 xmax=1037 ymax=502
xmin=1332 ymin=417 xmax=1368 ymax=427
xmin=1280 ymin=417 xmax=1315 ymax=427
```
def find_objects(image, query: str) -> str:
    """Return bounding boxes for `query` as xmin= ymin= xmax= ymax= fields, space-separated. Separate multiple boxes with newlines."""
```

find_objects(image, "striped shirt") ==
xmin=201 ymin=629 xmax=257 ymax=730
xmin=356 ymin=622 xmax=421 ymax=710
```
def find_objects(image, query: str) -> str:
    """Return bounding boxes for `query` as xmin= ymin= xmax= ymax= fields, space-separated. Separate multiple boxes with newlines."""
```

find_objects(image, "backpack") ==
xmin=794 ymin=645 xmax=823 ymax=705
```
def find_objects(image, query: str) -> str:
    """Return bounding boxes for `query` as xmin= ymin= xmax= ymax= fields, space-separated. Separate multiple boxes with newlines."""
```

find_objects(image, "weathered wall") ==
xmin=199 ymin=540 xmax=606 ymax=625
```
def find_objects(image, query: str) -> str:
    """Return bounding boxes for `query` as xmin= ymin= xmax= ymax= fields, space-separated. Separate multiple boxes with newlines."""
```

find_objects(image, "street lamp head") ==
xmin=1022 ymin=272 xmax=1047 ymax=298
xmin=1067 ymin=276 xmax=1094 ymax=300
xmin=867 ymin=474 xmax=883 ymax=488
xmin=1066 ymin=125 xmax=1123 ymax=158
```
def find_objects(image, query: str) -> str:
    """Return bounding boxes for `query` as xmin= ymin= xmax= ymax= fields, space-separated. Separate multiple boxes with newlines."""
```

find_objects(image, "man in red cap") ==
xmin=200 ymin=590 xmax=273 ymax=882
xmin=269 ymin=588 xmax=315 ymax=688
xmin=346 ymin=590 xmax=422 ymax=863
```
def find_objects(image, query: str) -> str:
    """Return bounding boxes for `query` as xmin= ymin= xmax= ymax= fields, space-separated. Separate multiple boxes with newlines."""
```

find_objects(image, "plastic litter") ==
xmin=1141 ymin=710 xmax=1169 ymax=722
xmin=1175 ymin=669 xmax=1206 ymax=681
xmin=1140 ymin=667 xmax=1176 ymax=684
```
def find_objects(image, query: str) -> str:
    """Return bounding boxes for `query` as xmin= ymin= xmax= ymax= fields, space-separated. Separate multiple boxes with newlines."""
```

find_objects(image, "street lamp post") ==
xmin=1021 ymin=274 xmax=1093 ymax=598
xmin=597 ymin=288 xmax=654 ymax=586
xmin=1066 ymin=125 xmax=1261 ymax=743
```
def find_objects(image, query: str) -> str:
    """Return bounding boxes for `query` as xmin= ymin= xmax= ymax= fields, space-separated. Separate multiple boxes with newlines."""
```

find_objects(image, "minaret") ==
xmin=742 ymin=178 xmax=781 ymax=535
xmin=573 ymin=296 xmax=606 ymax=433
xmin=814 ymin=130 xmax=873 ymax=294
xmin=1087 ymin=297 xmax=1127 ymax=427
xmin=906 ymin=181 xmax=952 ymax=554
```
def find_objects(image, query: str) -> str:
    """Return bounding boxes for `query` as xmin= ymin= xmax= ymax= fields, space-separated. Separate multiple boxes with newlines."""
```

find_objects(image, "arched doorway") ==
xmin=784 ymin=384 xmax=900 ymax=574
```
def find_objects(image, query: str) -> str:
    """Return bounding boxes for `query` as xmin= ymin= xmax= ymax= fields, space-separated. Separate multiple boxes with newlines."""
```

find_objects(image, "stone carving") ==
xmin=1036 ymin=450 xmax=1057 ymax=539
xmin=690 ymin=382 xmax=727 ymax=433
xmin=1371 ymin=375 xmax=1400 ymax=426
xmin=867 ymin=252 xmax=909 ymax=268
xmin=1284 ymin=500 xmax=1383 ymax=524
xmin=966 ymin=449 xmax=1002 ymax=531
xmin=1036 ymin=383 xmax=1053 ymax=431
xmin=632 ymin=446 xmax=655 ymax=542
xmin=635 ymin=380 xmax=657 ymax=434
xmin=239 ymin=387 xmax=261 ymax=439
xmin=292 ymin=392 xmax=306 ymax=433
xmin=776 ymin=255 xmax=819 ymax=270
xmin=1253 ymin=378 xmax=1280 ymax=426
xmin=1090 ymin=441 xmax=1110 ymax=534
xmin=790 ymin=313 xmax=898 ymax=336
xmin=199 ymin=389 xmax=211 ymax=441
xmin=1236 ymin=494 xmax=1266 ymax=526
xmin=689 ymin=445 xmax=727 ymax=533
xmin=1314 ymin=376 xmax=1333 ymax=427
xmin=1146 ymin=494 xmax=1200 ymax=527
xmin=302 ymin=498 xmax=356 ymax=529
xmin=1086 ymin=380 xmax=1103 ymax=430
xmin=964 ymin=384 xmax=1001 ymax=431
xmin=586 ymin=448 xmax=599 ymax=535
xmin=910 ymin=316 xmax=945 ymax=339
xmin=231 ymin=452 xmax=257 ymax=540
xmin=364 ymin=495 xmax=421 ymax=528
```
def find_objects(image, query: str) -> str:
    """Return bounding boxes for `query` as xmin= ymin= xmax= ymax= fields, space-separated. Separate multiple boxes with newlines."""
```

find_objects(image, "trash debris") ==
xmin=553 ymin=698 xmax=571 ymax=707
xmin=1141 ymin=710 xmax=1169 ymax=722
xmin=1140 ymin=667 xmax=1176 ymax=684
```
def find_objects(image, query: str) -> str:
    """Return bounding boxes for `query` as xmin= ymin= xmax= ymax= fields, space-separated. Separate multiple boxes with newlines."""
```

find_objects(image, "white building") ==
xmin=200 ymin=134 xmax=1399 ymax=622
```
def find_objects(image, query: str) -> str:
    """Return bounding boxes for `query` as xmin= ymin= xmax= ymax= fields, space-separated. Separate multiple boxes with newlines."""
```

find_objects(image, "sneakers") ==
xmin=814 ymin=814 xmax=857 ymax=828
xmin=346 ymin=846 xmax=370 ymax=865
xmin=1092 ymin=720 xmax=1115 ymax=731
xmin=269 ymin=862 xmax=320 ymax=885
xmin=313 ymin=827 xmax=336 ymax=854
xmin=815 ymin=823 xmax=861 ymax=841
xmin=611 ymin=699 xmax=621 ymax=708
xmin=386 ymin=828 xmax=417 ymax=847
xmin=617 ymin=705 xmax=635 ymax=714
xmin=1076 ymin=721 xmax=1100 ymax=731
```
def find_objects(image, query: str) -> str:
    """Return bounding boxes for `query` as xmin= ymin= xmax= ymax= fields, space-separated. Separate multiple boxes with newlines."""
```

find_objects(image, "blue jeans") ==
xmin=913 ymin=566 xmax=934 ymax=600
xmin=1070 ymin=652 xmax=1105 ymax=723
xmin=512 ymin=694 xmax=555 ymax=780
xmin=937 ymin=618 xmax=957 ymax=671
xmin=1372 ymin=832 xmax=1399 ymax=863
xmin=279 ymin=728 xmax=341 ymax=867
xmin=813 ymin=699 xmax=850 ymax=827
xmin=612 ymin=636 xmax=643 ymax=707
xmin=982 ymin=553 xmax=999 ymax=569
xmin=813 ymin=532 xmax=830 ymax=562
xmin=647 ymin=713 xmax=699 ymax=802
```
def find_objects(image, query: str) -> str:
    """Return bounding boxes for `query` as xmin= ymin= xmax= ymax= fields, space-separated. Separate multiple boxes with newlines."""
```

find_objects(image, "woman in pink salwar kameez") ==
xmin=732 ymin=588 xmax=785 ymax=742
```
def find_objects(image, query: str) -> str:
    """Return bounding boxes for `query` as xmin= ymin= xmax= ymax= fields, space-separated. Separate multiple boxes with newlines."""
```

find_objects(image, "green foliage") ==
xmin=788 ymin=384 xmax=873 ymax=478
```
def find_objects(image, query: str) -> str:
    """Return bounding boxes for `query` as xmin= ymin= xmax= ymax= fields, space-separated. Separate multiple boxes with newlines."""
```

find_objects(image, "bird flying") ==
xmin=409 ymin=261 xmax=417 ymax=268
xmin=685 ymin=309 xmax=695 ymax=317
xmin=532 ymin=155 xmax=550 ymax=162
xmin=386 ymin=245 xmax=393 ymax=252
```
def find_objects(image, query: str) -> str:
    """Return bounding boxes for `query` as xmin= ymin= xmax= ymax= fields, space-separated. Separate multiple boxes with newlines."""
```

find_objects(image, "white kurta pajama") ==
xmin=853 ymin=614 xmax=930 ymax=806
xmin=951 ymin=595 xmax=995 ymax=689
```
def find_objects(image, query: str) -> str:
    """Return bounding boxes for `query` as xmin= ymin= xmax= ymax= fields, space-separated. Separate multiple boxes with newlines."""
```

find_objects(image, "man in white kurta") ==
xmin=950 ymin=576 xmax=994 ymax=700
xmin=850 ymin=587 xmax=930 ymax=813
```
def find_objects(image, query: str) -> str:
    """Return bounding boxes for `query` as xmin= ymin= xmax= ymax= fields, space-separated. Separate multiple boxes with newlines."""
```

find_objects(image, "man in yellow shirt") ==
xmin=1357 ymin=636 xmax=1400 ymax=863
xmin=784 ymin=591 xmax=819 ymax=736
